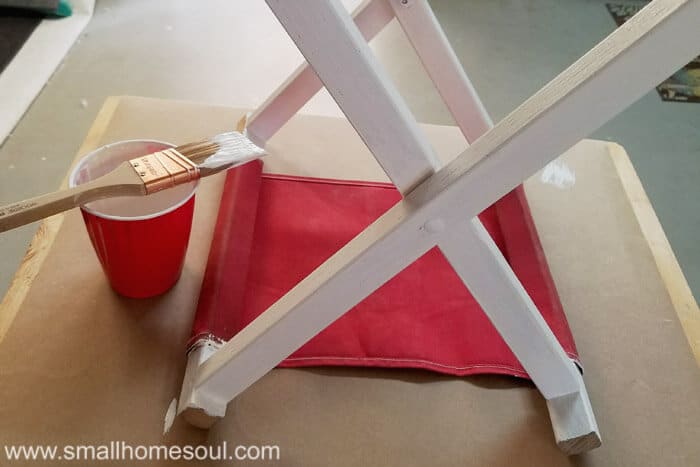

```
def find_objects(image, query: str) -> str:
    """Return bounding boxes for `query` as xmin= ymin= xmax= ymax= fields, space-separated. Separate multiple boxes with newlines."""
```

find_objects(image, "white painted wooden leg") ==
xmin=393 ymin=1 xmax=600 ymax=451
xmin=179 ymin=201 xmax=437 ymax=419
xmin=437 ymin=218 xmax=600 ymax=451
xmin=247 ymin=0 xmax=395 ymax=145
xmin=438 ymin=218 xmax=581 ymax=398
xmin=388 ymin=0 xmax=492 ymax=142
xmin=177 ymin=340 xmax=224 ymax=428
xmin=264 ymin=0 xmax=440 ymax=193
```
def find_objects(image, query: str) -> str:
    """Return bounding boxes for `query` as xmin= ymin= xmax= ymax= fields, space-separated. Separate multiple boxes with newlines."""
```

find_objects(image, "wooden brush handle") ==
xmin=0 ymin=162 xmax=145 ymax=233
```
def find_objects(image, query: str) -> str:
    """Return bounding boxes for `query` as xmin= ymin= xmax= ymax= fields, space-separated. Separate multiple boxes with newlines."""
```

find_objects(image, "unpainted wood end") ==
xmin=557 ymin=431 xmax=602 ymax=455
xmin=182 ymin=407 xmax=222 ymax=429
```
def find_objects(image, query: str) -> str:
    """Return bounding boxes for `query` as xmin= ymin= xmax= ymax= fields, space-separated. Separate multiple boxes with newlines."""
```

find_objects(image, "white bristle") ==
xmin=198 ymin=132 xmax=267 ymax=170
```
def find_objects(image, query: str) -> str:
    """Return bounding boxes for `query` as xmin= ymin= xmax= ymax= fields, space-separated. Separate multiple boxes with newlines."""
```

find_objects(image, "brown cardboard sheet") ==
xmin=0 ymin=96 xmax=698 ymax=466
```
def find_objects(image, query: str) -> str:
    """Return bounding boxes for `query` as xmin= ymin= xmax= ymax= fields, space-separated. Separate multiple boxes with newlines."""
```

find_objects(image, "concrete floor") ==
xmin=0 ymin=0 xmax=698 ymax=301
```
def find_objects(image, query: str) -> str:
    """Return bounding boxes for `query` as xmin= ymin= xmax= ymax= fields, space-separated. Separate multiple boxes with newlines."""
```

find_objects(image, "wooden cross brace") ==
xmin=178 ymin=0 xmax=700 ymax=455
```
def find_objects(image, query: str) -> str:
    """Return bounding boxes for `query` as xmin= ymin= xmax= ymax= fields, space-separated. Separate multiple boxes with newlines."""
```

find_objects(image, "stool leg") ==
xmin=438 ymin=217 xmax=600 ymax=453
xmin=246 ymin=0 xmax=394 ymax=145
xmin=179 ymin=1 xmax=700 ymax=457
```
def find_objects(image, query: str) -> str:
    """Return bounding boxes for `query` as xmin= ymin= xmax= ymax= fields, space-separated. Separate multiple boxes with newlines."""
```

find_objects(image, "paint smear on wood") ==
xmin=540 ymin=159 xmax=576 ymax=189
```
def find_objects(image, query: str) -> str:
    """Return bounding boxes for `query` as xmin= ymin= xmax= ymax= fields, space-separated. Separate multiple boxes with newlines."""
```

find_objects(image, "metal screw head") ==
xmin=401 ymin=0 xmax=408 ymax=4
xmin=133 ymin=162 xmax=139 ymax=167
xmin=139 ymin=172 xmax=147 ymax=177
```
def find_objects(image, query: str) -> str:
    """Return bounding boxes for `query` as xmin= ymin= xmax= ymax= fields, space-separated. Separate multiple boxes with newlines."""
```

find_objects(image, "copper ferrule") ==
xmin=129 ymin=148 xmax=200 ymax=194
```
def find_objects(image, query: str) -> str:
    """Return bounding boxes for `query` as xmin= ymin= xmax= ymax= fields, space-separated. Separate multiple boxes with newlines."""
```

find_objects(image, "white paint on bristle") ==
xmin=198 ymin=132 xmax=267 ymax=170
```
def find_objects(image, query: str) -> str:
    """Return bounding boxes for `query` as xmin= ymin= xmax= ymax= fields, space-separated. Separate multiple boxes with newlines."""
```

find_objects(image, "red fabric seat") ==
xmin=190 ymin=164 xmax=579 ymax=379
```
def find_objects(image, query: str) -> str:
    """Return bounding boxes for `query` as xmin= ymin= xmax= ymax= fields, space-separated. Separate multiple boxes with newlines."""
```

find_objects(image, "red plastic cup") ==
xmin=69 ymin=140 xmax=198 ymax=298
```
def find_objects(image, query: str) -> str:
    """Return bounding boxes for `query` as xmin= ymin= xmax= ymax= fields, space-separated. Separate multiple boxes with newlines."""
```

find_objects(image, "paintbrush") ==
xmin=0 ymin=132 xmax=267 ymax=233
